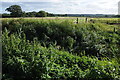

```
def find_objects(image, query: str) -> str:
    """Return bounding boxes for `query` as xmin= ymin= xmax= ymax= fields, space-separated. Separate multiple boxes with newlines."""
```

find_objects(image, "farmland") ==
xmin=2 ymin=17 xmax=120 ymax=79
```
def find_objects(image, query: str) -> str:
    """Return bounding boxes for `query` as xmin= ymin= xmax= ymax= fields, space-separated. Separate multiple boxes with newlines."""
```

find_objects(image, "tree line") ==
xmin=2 ymin=5 xmax=67 ymax=18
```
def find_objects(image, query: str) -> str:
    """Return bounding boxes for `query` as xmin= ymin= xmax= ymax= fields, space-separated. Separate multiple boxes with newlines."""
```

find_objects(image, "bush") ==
xmin=2 ymin=29 xmax=120 ymax=79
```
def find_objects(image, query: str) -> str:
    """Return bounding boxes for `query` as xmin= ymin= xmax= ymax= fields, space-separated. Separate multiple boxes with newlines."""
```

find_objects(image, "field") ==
xmin=2 ymin=17 xmax=120 ymax=79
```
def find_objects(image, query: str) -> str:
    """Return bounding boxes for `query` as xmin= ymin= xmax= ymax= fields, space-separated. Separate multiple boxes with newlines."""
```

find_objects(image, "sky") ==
xmin=1 ymin=0 xmax=120 ymax=14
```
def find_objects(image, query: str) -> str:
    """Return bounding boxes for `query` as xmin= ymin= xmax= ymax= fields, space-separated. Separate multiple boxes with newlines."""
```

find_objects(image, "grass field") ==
xmin=2 ymin=17 xmax=120 ymax=79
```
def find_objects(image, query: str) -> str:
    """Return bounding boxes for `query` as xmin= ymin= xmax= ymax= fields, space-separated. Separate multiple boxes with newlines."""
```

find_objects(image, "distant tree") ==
xmin=0 ymin=14 xmax=1 ymax=16
xmin=21 ymin=11 xmax=26 ymax=17
xmin=105 ymin=15 xmax=108 ymax=17
xmin=2 ymin=13 xmax=10 ymax=18
xmin=26 ymin=11 xmax=37 ymax=17
xmin=31 ymin=11 xmax=37 ymax=17
xmin=114 ymin=15 xmax=120 ymax=18
xmin=6 ymin=5 xmax=23 ymax=17
xmin=36 ymin=10 xmax=47 ymax=17
xmin=48 ymin=13 xmax=55 ymax=17
xmin=65 ymin=14 xmax=67 ymax=16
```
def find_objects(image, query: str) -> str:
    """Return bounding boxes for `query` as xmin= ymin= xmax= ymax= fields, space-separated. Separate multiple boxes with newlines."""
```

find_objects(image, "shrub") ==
xmin=2 ymin=29 xmax=120 ymax=79
xmin=2 ymin=19 xmax=120 ymax=58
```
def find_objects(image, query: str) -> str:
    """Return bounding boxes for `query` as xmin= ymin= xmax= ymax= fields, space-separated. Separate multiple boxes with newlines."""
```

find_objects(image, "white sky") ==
xmin=1 ymin=0 xmax=120 ymax=14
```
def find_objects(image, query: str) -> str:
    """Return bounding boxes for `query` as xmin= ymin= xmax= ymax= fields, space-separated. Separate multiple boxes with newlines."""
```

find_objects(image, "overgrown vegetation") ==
xmin=2 ymin=18 xmax=120 ymax=79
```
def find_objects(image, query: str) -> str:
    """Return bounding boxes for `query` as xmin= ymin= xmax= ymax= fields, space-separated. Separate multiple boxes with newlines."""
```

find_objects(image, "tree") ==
xmin=26 ymin=11 xmax=37 ymax=17
xmin=2 ymin=13 xmax=10 ymax=18
xmin=36 ymin=10 xmax=47 ymax=17
xmin=6 ymin=5 xmax=23 ymax=17
xmin=47 ymin=13 xmax=55 ymax=17
xmin=114 ymin=15 xmax=120 ymax=18
xmin=21 ymin=11 xmax=26 ymax=17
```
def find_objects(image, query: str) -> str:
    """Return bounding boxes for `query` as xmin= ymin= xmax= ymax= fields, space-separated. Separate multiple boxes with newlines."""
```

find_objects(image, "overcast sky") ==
xmin=1 ymin=0 xmax=120 ymax=14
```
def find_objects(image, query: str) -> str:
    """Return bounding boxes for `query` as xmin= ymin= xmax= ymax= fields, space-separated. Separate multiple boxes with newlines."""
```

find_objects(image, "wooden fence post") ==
xmin=114 ymin=27 xmax=116 ymax=32
xmin=77 ymin=18 xmax=78 ymax=24
xmin=86 ymin=18 xmax=88 ymax=23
